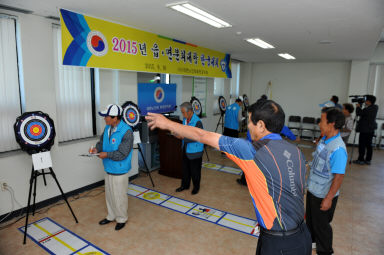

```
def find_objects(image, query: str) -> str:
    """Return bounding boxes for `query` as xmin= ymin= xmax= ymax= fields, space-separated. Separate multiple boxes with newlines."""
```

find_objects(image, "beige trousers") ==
xmin=104 ymin=172 xmax=129 ymax=223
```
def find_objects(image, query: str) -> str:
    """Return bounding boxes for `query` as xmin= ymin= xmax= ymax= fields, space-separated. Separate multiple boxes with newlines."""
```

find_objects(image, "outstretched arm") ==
xmin=146 ymin=113 xmax=221 ymax=150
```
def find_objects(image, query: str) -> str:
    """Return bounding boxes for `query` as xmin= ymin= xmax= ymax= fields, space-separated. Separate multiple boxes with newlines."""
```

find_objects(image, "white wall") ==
xmin=370 ymin=42 xmax=384 ymax=64
xmin=0 ymin=12 xmax=137 ymax=216
xmin=170 ymin=75 xmax=231 ymax=133
xmin=240 ymin=62 xmax=351 ymax=120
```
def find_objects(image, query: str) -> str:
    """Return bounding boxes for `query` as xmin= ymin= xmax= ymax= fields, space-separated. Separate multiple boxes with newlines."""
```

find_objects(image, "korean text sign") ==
xmin=60 ymin=9 xmax=232 ymax=78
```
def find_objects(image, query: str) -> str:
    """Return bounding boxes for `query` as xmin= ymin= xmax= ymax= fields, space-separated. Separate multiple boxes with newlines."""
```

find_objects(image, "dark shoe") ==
xmin=352 ymin=160 xmax=365 ymax=165
xmin=191 ymin=187 xmax=199 ymax=195
xmin=176 ymin=186 xmax=188 ymax=192
xmin=236 ymin=178 xmax=246 ymax=186
xmin=115 ymin=223 xmax=125 ymax=231
xmin=365 ymin=161 xmax=371 ymax=165
xmin=99 ymin=219 xmax=112 ymax=225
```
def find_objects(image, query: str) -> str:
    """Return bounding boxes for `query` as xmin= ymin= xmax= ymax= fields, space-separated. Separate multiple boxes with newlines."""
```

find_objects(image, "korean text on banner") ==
xmin=60 ymin=9 xmax=232 ymax=78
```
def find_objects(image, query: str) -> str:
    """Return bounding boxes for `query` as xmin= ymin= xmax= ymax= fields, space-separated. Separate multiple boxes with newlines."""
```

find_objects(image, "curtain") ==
xmin=53 ymin=26 xmax=93 ymax=142
xmin=0 ymin=17 xmax=21 ymax=152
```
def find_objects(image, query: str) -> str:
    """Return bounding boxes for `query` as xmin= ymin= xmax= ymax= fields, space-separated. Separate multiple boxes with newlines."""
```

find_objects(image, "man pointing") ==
xmin=146 ymin=100 xmax=311 ymax=255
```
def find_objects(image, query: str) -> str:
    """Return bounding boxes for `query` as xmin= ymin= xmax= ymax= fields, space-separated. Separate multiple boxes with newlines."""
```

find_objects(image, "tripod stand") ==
xmin=215 ymin=113 xmax=225 ymax=133
xmin=136 ymin=142 xmax=155 ymax=187
xmin=349 ymin=116 xmax=360 ymax=164
xmin=23 ymin=165 xmax=78 ymax=244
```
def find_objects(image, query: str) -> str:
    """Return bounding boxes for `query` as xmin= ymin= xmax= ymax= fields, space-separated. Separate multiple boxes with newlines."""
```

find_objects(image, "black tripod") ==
xmin=23 ymin=165 xmax=78 ymax=244
xmin=135 ymin=142 xmax=155 ymax=187
xmin=349 ymin=116 xmax=360 ymax=164
xmin=215 ymin=113 xmax=225 ymax=133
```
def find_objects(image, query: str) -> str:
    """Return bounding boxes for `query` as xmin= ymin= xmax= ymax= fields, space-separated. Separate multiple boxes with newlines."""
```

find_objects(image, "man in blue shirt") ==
xmin=223 ymin=98 xmax=243 ymax=138
xmin=173 ymin=102 xmax=204 ymax=195
xmin=90 ymin=104 xmax=133 ymax=231
xmin=306 ymin=107 xmax=347 ymax=255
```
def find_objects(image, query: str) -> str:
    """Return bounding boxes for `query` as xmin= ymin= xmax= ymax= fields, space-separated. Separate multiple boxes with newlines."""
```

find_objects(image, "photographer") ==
xmin=353 ymin=95 xmax=378 ymax=165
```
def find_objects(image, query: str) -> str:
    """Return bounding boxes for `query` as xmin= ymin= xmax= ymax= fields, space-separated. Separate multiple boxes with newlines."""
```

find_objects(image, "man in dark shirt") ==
xmin=174 ymin=102 xmax=204 ymax=195
xmin=146 ymin=100 xmax=311 ymax=255
xmin=353 ymin=95 xmax=378 ymax=165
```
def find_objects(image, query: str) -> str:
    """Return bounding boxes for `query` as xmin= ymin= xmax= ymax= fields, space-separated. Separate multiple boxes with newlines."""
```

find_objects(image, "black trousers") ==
xmin=358 ymin=132 xmax=374 ymax=161
xmin=223 ymin=127 xmax=239 ymax=138
xmin=256 ymin=222 xmax=312 ymax=255
xmin=306 ymin=192 xmax=338 ymax=255
xmin=181 ymin=152 xmax=202 ymax=190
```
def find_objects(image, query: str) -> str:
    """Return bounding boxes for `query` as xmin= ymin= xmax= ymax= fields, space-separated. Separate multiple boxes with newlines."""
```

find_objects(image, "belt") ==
xmin=260 ymin=222 xmax=303 ymax=237
xmin=106 ymin=172 xmax=126 ymax=176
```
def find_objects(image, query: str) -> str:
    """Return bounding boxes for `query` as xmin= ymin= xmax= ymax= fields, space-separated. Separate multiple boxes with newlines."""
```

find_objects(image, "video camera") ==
xmin=349 ymin=95 xmax=366 ymax=104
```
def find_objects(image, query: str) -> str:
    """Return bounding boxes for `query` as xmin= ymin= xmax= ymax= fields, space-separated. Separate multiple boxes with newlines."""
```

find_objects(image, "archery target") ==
xmin=190 ymin=97 xmax=202 ymax=117
xmin=14 ymin=111 xmax=55 ymax=154
xmin=218 ymin=96 xmax=227 ymax=113
xmin=243 ymin=94 xmax=249 ymax=108
xmin=122 ymin=101 xmax=141 ymax=128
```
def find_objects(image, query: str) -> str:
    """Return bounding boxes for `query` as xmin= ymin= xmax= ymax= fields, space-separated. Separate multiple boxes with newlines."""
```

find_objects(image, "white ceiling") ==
xmin=2 ymin=0 xmax=384 ymax=62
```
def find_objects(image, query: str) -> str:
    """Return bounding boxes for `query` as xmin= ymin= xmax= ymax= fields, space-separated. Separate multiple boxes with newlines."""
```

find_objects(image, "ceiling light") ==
xmin=167 ymin=2 xmax=231 ymax=28
xmin=278 ymin=53 xmax=296 ymax=60
xmin=245 ymin=38 xmax=275 ymax=49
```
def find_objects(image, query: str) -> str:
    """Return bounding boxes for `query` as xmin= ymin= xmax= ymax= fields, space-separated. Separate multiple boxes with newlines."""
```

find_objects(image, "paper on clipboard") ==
xmin=133 ymin=131 xmax=141 ymax=144
xmin=79 ymin=153 xmax=100 ymax=157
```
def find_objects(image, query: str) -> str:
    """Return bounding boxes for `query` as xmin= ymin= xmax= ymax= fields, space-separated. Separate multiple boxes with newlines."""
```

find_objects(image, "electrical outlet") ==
xmin=0 ymin=182 xmax=7 ymax=191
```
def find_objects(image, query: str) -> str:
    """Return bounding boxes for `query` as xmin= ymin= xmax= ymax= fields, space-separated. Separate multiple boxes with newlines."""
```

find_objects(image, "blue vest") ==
xmin=224 ymin=103 xmax=241 ymax=130
xmin=182 ymin=113 xmax=204 ymax=159
xmin=102 ymin=121 xmax=133 ymax=174
xmin=307 ymin=134 xmax=346 ymax=198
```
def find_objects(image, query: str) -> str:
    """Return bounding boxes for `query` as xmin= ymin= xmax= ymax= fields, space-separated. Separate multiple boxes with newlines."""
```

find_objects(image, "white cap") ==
xmin=98 ymin=104 xmax=123 ymax=117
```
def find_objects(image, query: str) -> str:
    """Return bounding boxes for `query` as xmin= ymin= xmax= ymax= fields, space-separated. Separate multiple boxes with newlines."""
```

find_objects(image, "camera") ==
xmin=349 ymin=95 xmax=366 ymax=104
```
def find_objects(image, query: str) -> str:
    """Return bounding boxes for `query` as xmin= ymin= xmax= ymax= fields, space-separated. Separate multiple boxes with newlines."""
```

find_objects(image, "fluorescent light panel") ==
xmin=278 ymin=53 xmax=296 ymax=60
xmin=168 ymin=2 xmax=231 ymax=28
xmin=245 ymin=38 xmax=275 ymax=49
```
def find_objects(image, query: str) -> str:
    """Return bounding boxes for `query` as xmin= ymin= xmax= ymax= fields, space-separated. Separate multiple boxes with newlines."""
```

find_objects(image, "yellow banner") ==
xmin=60 ymin=9 xmax=232 ymax=78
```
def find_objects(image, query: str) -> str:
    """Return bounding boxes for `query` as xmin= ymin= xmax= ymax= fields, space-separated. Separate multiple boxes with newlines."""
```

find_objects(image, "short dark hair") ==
xmin=260 ymin=94 xmax=268 ymax=100
xmin=365 ymin=95 xmax=376 ymax=104
xmin=343 ymin=103 xmax=354 ymax=114
xmin=331 ymin=95 xmax=339 ymax=104
xmin=321 ymin=107 xmax=345 ymax=130
xmin=248 ymin=100 xmax=285 ymax=133
xmin=235 ymin=98 xmax=242 ymax=103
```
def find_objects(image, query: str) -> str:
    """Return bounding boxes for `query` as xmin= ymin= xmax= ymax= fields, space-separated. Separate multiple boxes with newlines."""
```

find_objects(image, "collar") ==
xmin=260 ymin=133 xmax=282 ymax=141
xmin=322 ymin=132 xmax=340 ymax=144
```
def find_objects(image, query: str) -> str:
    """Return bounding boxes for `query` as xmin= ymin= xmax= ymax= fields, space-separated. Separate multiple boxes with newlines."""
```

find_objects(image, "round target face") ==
xmin=14 ymin=111 xmax=55 ymax=154
xmin=190 ymin=97 xmax=202 ymax=117
xmin=122 ymin=101 xmax=141 ymax=128
xmin=243 ymin=94 xmax=249 ymax=108
xmin=218 ymin=96 xmax=227 ymax=113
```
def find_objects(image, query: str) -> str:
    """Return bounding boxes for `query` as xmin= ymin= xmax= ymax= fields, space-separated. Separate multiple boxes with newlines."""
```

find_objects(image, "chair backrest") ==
xmin=302 ymin=117 xmax=315 ymax=124
xmin=288 ymin=116 xmax=301 ymax=123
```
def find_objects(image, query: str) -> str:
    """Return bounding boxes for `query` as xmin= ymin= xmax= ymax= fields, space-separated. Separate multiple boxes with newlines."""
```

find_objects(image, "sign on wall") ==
xmin=193 ymin=77 xmax=207 ymax=117
xmin=60 ymin=9 xmax=232 ymax=78
xmin=138 ymin=83 xmax=176 ymax=115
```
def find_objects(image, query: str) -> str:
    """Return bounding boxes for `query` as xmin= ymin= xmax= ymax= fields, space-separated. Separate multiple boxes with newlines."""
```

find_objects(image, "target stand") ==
xmin=190 ymin=97 xmax=210 ymax=161
xmin=215 ymin=96 xmax=227 ymax=133
xmin=122 ymin=101 xmax=155 ymax=187
xmin=24 ymin=163 xmax=79 ymax=244
xmin=13 ymin=111 xmax=78 ymax=244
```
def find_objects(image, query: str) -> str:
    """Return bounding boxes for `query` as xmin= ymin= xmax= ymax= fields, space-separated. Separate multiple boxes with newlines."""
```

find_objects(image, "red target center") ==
xmin=129 ymin=112 xmax=135 ymax=119
xmin=30 ymin=124 xmax=42 ymax=136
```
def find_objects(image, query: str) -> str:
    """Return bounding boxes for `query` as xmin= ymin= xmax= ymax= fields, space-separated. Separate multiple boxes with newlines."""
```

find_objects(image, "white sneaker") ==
xmin=312 ymin=243 xmax=316 ymax=250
